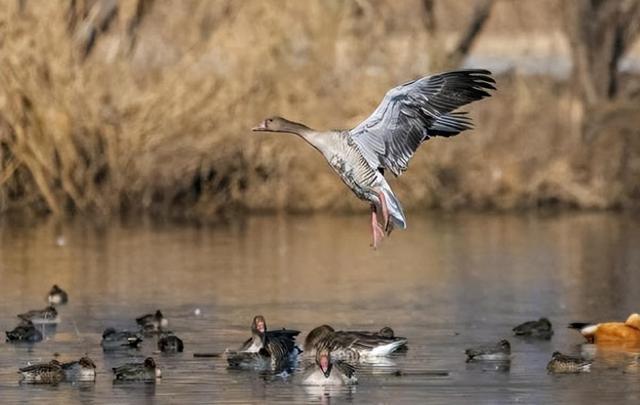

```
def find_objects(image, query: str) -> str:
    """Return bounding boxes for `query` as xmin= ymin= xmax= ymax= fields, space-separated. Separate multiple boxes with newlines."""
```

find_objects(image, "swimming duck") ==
xmin=301 ymin=348 xmax=358 ymax=386
xmin=18 ymin=360 xmax=65 ymax=384
xmin=304 ymin=324 xmax=408 ymax=359
xmin=546 ymin=351 xmax=592 ymax=373
xmin=465 ymin=339 xmax=511 ymax=362
xmin=227 ymin=315 xmax=301 ymax=372
xmin=101 ymin=327 xmax=143 ymax=350
xmin=513 ymin=318 xmax=553 ymax=339
xmin=18 ymin=306 xmax=59 ymax=324
xmin=158 ymin=331 xmax=184 ymax=353
xmin=60 ymin=356 xmax=97 ymax=382
xmin=253 ymin=69 xmax=495 ymax=248
xmin=47 ymin=284 xmax=68 ymax=305
xmin=569 ymin=313 xmax=640 ymax=347
xmin=5 ymin=320 xmax=43 ymax=343
xmin=136 ymin=310 xmax=168 ymax=334
xmin=113 ymin=357 xmax=161 ymax=381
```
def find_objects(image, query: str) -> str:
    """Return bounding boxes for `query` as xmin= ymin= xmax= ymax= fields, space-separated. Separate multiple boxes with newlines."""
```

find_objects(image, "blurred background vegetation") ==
xmin=0 ymin=0 xmax=639 ymax=221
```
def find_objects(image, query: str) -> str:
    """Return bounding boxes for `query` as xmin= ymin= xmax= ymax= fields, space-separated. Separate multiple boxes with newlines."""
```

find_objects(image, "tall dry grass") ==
xmin=0 ymin=0 xmax=638 ymax=220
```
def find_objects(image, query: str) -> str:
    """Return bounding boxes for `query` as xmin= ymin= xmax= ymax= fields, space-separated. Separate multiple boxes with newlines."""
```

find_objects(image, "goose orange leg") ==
xmin=371 ymin=205 xmax=385 ymax=249
xmin=376 ymin=191 xmax=390 ymax=234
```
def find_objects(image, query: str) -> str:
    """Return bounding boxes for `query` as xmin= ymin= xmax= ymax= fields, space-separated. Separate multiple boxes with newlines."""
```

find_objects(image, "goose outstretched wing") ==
xmin=349 ymin=69 xmax=495 ymax=176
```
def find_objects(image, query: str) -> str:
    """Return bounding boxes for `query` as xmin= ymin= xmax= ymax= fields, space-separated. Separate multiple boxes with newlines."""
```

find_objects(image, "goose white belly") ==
xmin=302 ymin=369 xmax=356 ymax=386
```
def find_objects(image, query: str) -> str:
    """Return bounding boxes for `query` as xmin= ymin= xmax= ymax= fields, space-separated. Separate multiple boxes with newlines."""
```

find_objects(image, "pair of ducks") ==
xmin=5 ymin=285 xmax=69 ymax=343
xmin=18 ymin=356 xmax=161 ymax=384
xmin=226 ymin=316 xmax=408 ymax=385
xmin=102 ymin=309 xmax=184 ymax=353
xmin=465 ymin=314 xmax=640 ymax=374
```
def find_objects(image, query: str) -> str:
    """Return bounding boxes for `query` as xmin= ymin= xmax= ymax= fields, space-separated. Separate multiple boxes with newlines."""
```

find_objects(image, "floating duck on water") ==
xmin=5 ymin=320 xmax=43 ymax=343
xmin=158 ymin=331 xmax=184 ymax=353
xmin=18 ymin=360 xmax=65 ymax=384
xmin=253 ymin=69 xmax=495 ymax=248
xmin=304 ymin=325 xmax=407 ymax=360
xmin=547 ymin=351 xmax=592 ymax=374
xmin=47 ymin=284 xmax=68 ymax=305
xmin=513 ymin=318 xmax=553 ymax=339
xmin=136 ymin=310 xmax=168 ymax=334
xmin=60 ymin=356 xmax=97 ymax=382
xmin=113 ymin=357 xmax=161 ymax=381
xmin=301 ymin=347 xmax=357 ymax=386
xmin=465 ymin=339 xmax=511 ymax=362
xmin=101 ymin=327 xmax=143 ymax=350
xmin=18 ymin=306 xmax=59 ymax=325
xmin=227 ymin=315 xmax=301 ymax=372
xmin=569 ymin=313 xmax=640 ymax=347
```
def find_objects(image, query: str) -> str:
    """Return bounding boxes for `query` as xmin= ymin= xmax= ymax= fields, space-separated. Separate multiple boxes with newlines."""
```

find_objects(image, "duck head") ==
xmin=498 ymin=339 xmax=511 ymax=351
xmin=379 ymin=327 xmax=395 ymax=338
xmin=625 ymin=313 xmax=640 ymax=329
xmin=316 ymin=349 xmax=333 ymax=378
xmin=79 ymin=356 xmax=96 ymax=369
xmin=252 ymin=117 xmax=311 ymax=135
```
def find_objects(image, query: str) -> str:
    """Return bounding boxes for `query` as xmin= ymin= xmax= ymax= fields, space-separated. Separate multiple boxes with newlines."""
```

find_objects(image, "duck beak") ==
xmin=252 ymin=120 xmax=268 ymax=132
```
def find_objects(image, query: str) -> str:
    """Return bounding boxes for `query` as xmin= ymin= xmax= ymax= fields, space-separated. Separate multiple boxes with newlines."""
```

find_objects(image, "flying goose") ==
xmin=253 ymin=69 xmax=495 ymax=248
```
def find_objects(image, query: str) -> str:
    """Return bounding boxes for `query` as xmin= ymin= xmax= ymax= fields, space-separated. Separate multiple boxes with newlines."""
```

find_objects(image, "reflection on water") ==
xmin=0 ymin=212 xmax=639 ymax=403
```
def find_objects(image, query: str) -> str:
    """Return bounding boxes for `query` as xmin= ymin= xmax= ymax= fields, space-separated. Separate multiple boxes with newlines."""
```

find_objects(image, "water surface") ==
xmin=1 ymin=213 xmax=639 ymax=404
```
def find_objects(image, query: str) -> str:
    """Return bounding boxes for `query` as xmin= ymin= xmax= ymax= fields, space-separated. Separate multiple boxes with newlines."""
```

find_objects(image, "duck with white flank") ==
xmin=158 ymin=331 xmax=184 ymax=353
xmin=465 ymin=340 xmax=511 ymax=362
xmin=113 ymin=357 xmax=161 ymax=381
xmin=301 ymin=347 xmax=357 ymax=386
xmin=227 ymin=315 xmax=301 ymax=372
xmin=18 ymin=360 xmax=65 ymax=384
xmin=18 ymin=306 xmax=59 ymax=325
xmin=513 ymin=318 xmax=553 ymax=339
xmin=60 ymin=356 xmax=97 ymax=382
xmin=136 ymin=310 xmax=168 ymax=334
xmin=304 ymin=325 xmax=407 ymax=360
xmin=547 ymin=351 xmax=592 ymax=374
xmin=5 ymin=320 xmax=43 ymax=343
xmin=101 ymin=327 xmax=143 ymax=350
xmin=47 ymin=284 xmax=68 ymax=305
xmin=253 ymin=69 xmax=495 ymax=248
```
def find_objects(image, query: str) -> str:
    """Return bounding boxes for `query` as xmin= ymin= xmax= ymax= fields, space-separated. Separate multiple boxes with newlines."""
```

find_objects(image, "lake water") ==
xmin=0 ymin=212 xmax=639 ymax=404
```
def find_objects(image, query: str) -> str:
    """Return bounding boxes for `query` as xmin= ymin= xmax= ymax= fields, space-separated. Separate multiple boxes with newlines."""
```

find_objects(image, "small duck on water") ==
xmin=18 ymin=360 xmax=65 ymax=384
xmin=60 ymin=356 xmax=97 ymax=382
xmin=113 ymin=357 xmax=161 ymax=381
xmin=513 ymin=318 xmax=553 ymax=339
xmin=5 ymin=320 xmax=43 ymax=343
xmin=101 ymin=327 xmax=143 ymax=350
xmin=465 ymin=339 xmax=511 ymax=362
xmin=301 ymin=348 xmax=358 ymax=386
xmin=158 ymin=331 xmax=184 ymax=353
xmin=47 ymin=284 xmax=68 ymax=305
xmin=136 ymin=310 xmax=168 ymax=334
xmin=18 ymin=306 xmax=59 ymax=325
xmin=547 ymin=351 xmax=592 ymax=374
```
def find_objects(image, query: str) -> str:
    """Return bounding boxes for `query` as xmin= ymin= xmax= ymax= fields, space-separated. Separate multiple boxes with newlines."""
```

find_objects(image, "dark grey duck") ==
xmin=513 ymin=318 xmax=553 ymax=339
xmin=6 ymin=320 xmax=43 ymax=343
xmin=465 ymin=339 xmax=511 ymax=362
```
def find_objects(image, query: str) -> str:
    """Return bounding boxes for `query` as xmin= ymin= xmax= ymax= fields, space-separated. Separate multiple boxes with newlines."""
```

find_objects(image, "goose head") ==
xmin=252 ymin=117 xmax=311 ymax=135
xmin=251 ymin=315 xmax=267 ymax=345
xmin=316 ymin=349 xmax=333 ymax=378
xmin=304 ymin=324 xmax=335 ymax=351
